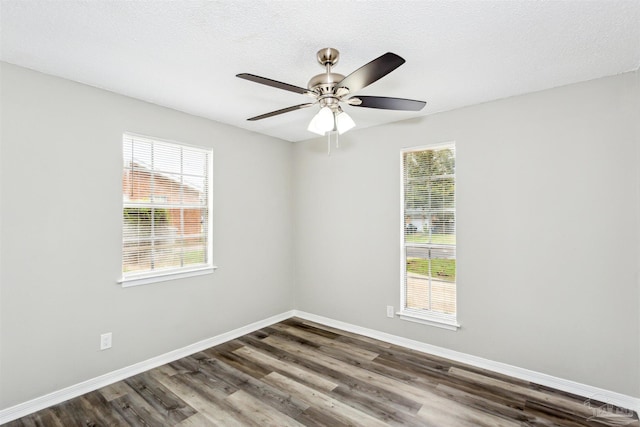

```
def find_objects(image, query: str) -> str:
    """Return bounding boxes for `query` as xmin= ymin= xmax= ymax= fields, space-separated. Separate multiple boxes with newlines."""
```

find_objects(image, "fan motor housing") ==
xmin=308 ymin=72 xmax=345 ymax=95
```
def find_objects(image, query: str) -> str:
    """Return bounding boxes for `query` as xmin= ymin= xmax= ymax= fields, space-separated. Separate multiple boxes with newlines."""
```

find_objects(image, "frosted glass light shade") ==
xmin=335 ymin=111 xmax=355 ymax=134
xmin=307 ymin=113 xmax=325 ymax=135
xmin=307 ymin=106 xmax=335 ymax=135
xmin=316 ymin=107 xmax=334 ymax=132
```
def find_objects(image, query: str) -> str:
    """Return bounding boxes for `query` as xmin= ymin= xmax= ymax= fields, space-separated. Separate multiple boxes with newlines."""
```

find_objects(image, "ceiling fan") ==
xmin=236 ymin=48 xmax=426 ymax=137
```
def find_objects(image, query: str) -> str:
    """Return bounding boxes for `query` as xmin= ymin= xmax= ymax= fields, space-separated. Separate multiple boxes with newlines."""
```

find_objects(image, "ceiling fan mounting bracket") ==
xmin=316 ymin=48 xmax=340 ymax=67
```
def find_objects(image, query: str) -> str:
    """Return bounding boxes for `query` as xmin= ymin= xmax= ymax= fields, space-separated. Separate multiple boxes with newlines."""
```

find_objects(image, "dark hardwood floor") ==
xmin=5 ymin=317 xmax=639 ymax=426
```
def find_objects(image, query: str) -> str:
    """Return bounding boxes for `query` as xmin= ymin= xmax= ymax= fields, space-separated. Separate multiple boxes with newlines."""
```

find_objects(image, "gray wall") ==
xmin=293 ymin=72 xmax=640 ymax=397
xmin=1 ymin=62 xmax=639 ymax=409
xmin=0 ymin=63 xmax=294 ymax=408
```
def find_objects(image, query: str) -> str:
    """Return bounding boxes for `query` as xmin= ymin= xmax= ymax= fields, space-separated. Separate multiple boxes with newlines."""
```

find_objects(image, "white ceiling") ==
xmin=1 ymin=1 xmax=639 ymax=142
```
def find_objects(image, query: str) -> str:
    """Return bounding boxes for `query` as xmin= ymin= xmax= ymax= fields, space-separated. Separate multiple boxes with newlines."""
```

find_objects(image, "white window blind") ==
xmin=401 ymin=144 xmax=457 ymax=327
xmin=122 ymin=134 xmax=213 ymax=282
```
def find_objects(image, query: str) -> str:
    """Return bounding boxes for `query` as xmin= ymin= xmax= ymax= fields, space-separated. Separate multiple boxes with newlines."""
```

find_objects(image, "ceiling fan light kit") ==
xmin=307 ymin=107 xmax=355 ymax=136
xmin=237 ymin=47 xmax=426 ymax=147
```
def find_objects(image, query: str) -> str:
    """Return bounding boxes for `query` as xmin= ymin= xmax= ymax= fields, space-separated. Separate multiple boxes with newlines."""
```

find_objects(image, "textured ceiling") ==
xmin=1 ymin=1 xmax=639 ymax=142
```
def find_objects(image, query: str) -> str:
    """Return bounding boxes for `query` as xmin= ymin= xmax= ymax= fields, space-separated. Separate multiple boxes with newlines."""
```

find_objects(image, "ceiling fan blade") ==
xmin=247 ymin=103 xmax=314 ymax=121
xmin=351 ymin=96 xmax=426 ymax=111
xmin=237 ymin=73 xmax=310 ymax=95
xmin=336 ymin=52 xmax=405 ymax=93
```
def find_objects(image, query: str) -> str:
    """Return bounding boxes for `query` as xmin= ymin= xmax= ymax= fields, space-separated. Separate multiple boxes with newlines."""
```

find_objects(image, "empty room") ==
xmin=1 ymin=1 xmax=639 ymax=426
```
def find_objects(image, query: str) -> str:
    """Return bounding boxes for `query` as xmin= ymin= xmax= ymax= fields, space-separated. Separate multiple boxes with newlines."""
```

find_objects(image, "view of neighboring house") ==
xmin=122 ymin=161 xmax=207 ymax=273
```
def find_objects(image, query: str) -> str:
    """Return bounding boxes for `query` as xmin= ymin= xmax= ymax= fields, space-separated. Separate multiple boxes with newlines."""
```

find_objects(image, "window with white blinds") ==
xmin=121 ymin=133 xmax=213 ymax=285
xmin=401 ymin=144 xmax=458 ymax=329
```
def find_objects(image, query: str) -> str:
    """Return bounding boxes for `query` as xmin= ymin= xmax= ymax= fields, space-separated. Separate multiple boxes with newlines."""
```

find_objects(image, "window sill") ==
xmin=398 ymin=309 xmax=460 ymax=331
xmin=118 ymin=266 xmax=217 ymax=288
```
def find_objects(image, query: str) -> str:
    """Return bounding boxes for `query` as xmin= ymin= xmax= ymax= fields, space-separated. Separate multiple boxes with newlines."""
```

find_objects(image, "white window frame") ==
xmin=118 ymin=133 xmax=216 ymax=287
xmin=399 ymin=143 xmax=459 ymax=330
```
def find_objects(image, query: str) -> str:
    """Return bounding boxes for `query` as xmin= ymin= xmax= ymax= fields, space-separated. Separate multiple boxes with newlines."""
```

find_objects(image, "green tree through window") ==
xmin=402 ymin=144 xmax=457 ymax=324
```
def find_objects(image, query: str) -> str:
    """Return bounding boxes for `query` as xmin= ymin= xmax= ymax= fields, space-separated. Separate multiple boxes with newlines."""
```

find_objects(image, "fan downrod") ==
xmin=308 ymin=48 xmax=345 ymax=96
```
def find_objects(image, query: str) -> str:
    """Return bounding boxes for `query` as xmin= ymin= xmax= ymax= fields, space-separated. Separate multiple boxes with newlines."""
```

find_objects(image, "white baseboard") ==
xmin=291 ymin=310 xmax=640 ymax=414
xmin=2 ymin=308 xmax=638 ymax=424
xmin=0 ymin=310 xmax=295 ymax=424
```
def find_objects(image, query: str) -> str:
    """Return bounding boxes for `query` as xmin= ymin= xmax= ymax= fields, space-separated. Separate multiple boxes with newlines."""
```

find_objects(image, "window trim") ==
xmin=119 ymin=132 xmax=215 ymax=287
xmin=399 ymin=142 xmax=460 ymax=330
xmin=118 ymin=266 xmax=217 ymax=288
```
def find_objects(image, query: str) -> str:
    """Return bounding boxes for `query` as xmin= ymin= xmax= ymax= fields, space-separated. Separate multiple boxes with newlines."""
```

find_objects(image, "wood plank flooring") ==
xmin=5 ymin=318 xmax=639 ymax=426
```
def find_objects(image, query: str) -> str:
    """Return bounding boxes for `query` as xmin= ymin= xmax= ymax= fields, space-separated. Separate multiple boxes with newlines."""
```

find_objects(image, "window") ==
xmin=121 ymin=133 xmax=214 ymax=286
xmin=400 ymin=144 xmax=458 ymax=330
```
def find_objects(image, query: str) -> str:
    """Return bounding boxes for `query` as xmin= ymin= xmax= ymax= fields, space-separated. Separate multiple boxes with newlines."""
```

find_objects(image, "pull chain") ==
xmin=326 ymin=131 xmax=341 ymax=155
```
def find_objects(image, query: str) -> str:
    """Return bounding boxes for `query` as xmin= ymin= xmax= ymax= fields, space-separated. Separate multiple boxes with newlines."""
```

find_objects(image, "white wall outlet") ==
xmin=100 ymin=332 xmax=112 ymax=350
xmin=386 ymin=306 xmax=395 ymax=318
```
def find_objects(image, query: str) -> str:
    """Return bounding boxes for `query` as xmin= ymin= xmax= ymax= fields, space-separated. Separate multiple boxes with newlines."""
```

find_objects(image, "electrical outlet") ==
xmin=100 ymin=332 xmax=112 ymax=350
xmin=386 ymin=306 xmax=395 ymax=318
